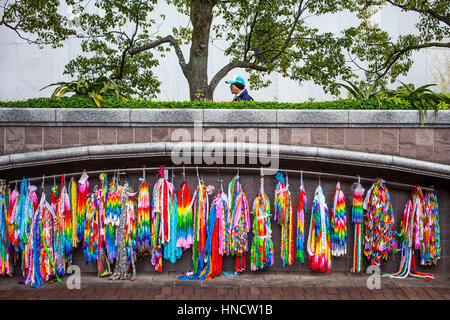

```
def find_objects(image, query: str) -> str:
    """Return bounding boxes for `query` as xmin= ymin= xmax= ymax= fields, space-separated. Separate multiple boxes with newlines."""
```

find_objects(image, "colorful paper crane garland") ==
xmin=0 ymin=166 xmax=444 ymax=287
xmin=250 ymin=169 xmax=274 ymax=271
xmin=227 ymin=171 xmax=250 ymax=273
xmin=331 ymin=182 xmax=347 ymax=257
xmin=296 ymin=171 xmax=306 ymax=263
xmin=274 ymin=171 xmax=294 ymax=267
xmin=351 ymin=179 xmax=364 ymax=273
xmin=383 ymin=186 xmax=440 ymax=281
xmin=150 ymin=166 xmax=173 ymax=272
xmin=176 ymin=180 xmax=193 ymax=250
xmin=307 ymin=183 xmax=331 ymax=273
xmin=137 ymin=177 xmax=151 ymax=257
xmin=363 ymin=179 xmax=397 ymax=266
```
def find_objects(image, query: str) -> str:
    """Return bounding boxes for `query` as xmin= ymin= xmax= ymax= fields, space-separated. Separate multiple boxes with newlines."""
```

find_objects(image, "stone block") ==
xmin=434 ymin=128 xmax=450 ymax=145
xmin=292 ymin=128 xmax=310 ymax=145
xmin=80 ymin=127 xmax=99 ymax=145
xmin=363 ymin=128 xmax=380 ymax=145
xmin=416 ymin=145 xmax=433 ymax=162
xmin=202 ymin=127 xmax=226 ymax=143
xmin=328 ymin=128 xmax=345 ymax=145
xmin=311 ymin=128 xmax=327 ymax=145
xmin=170 ymin=127 xmax=196 ymax=142
xmin=5 ymin=127 xmax=24 ymax=144
xmin=434 ymin=144 xmax=450 ymax=164
xmin=152 ymin=127 xmax=170 ymax=142
xmin=362 ymin=145 xmax=381 ymax=154
xmin=117 ymin=127 xmax=133 ymax=144
xmin=398 ymin=143 xmax=416 ymax=159
xmin=381 ymin=128 xmax=398 ymax=145
xmin=381 ymin=144 xmax=398 ymax=156
xmin=62 ymin=127 xmax=80 ymax=146
xmin=399 ymin=128 xmax=415 ymax=144
xmin=415 ymin=129 xmax=434 ymax=145
xmin=345 ymin=144 xmax=362 ymax=152
xmin=43 ymin=127 xmax=61 ymax=149
xmin=134 ymin=127 xmax=151 ymax=143
xmin=346 ymin=128 xmax=362 ymax=145
xmin=278 ymin=128 xmax=292 ymax=145
xmin=0 ymin=108 xmax=55 ymax=124
xmin=24 ymin=127 xmax=42 ymax=145
xmin=99 ymin=127 xmax=117 ymax=145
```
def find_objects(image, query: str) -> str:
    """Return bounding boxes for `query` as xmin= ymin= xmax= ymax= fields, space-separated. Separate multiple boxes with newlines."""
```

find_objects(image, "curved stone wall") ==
xmin=0 ymin=108 xmax=448 ymax=274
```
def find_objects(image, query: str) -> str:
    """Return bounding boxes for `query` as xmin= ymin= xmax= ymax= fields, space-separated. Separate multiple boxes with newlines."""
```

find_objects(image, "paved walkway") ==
xmin=0 ymin=272 xmax=449 ymax=300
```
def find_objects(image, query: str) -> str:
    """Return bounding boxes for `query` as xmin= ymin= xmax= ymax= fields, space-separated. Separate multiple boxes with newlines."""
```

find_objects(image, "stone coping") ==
xmin=1 ymin=141 xmax=449 ymax=179
xmin=1 ymin=108 xmax=449 ymax=127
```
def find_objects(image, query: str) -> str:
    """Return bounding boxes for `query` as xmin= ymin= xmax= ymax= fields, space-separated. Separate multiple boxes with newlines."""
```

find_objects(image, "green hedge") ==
xmin=0 ymin=95 xmax=434 ymax=110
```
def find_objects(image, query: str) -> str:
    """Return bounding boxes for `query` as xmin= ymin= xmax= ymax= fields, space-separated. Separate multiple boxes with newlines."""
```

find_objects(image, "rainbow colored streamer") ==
xmin=307 ymin=185 xmax=331 ymax=273
xmin=176 ymin=181 xmax=193 ymax=250
xmin=351 ymin=183 xmax=364 ymax=273
xmin=227 ymin=174 xmax=250 ymax=272
xmin=164 ymin=181 xmax=182 ymax=263
xmin=274 ymin=172 xmax=294 ymax=267
xmin=191 ymin=182 xmax=208 ymax=274
xmin=54 ymin=176 xmax=66 ymax=276
xmin=250 ymin=191 xmax=274 ymax=271
xmin=69 ymin=178 xmax=78 ymax=247
xmin=96 ymin=175 xmax=111 ymax=277
xmin=331 ymin=182 xmax=347 ymax=257
xmin=137 ymin=181 xmax=151 ymax=256
xmin=77 ymin=175 xmax=89 ymax=243
xmin=83 ymin=194 xmax=98 ymax=264
xmin=296 ymin=187 xmax=306 ymax=263
xmin=105 ymin=186 xmax=120 ymax=264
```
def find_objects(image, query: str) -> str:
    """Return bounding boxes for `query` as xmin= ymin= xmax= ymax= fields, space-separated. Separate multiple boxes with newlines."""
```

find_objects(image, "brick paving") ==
xmin=0 ymin=272 xmax=448 ymax=300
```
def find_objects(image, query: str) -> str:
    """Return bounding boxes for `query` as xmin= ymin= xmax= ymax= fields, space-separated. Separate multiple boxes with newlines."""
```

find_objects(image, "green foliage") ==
xmin=0 ymin=96 xmax=431 ymax=111
xmin=383 ymin=82 xmax=450 ymax=123
xmin=346 ymin=1 xmax=450 ymax=86
xmin=3 ymin=0 xmax=448 ymax=102
xmin=213 ymin=0 xmax=358 ymax=94
xmin=0 ymin=0 xmax=76 ymax=47
xmin=40 ymin=76 xmax=130 ymax=107
xmin=331 ymin=79 xmax=388 ymax=105
xmin=63 ymin=0 xmax=161 ymax=98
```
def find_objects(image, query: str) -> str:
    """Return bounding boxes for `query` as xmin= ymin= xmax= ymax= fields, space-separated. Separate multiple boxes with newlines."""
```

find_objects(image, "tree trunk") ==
xmin=187 ymin=0 xmax=215 ymax=101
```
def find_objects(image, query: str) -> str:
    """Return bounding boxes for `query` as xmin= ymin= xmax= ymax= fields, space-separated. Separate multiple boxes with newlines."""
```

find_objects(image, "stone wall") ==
xmin=1 ymin=126 xmax=449 ymax=164
xmin=0 ymin=108 xmax=448 ymax=275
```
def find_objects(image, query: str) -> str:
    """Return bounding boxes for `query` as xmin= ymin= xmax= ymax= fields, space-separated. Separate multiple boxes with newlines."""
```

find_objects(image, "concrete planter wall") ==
xmin=0 ymin=108 xmax=449 ymax=165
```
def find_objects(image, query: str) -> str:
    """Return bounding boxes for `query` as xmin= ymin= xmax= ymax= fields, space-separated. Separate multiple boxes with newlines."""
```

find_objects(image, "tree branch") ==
xmin=385 ymin=0 xmax=450 ymax=26
xmin=128 ymin=35 xmax=188 ymax=72
xmin=376 ymin=41 xmax=450 ymax=80
xmin=269 ymin=0 xmax=305 ymax=63
xmin=243 ymin=0 xmax=263 ymax=61
xmin=208 ymin=60 xmax=268 ymax=92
